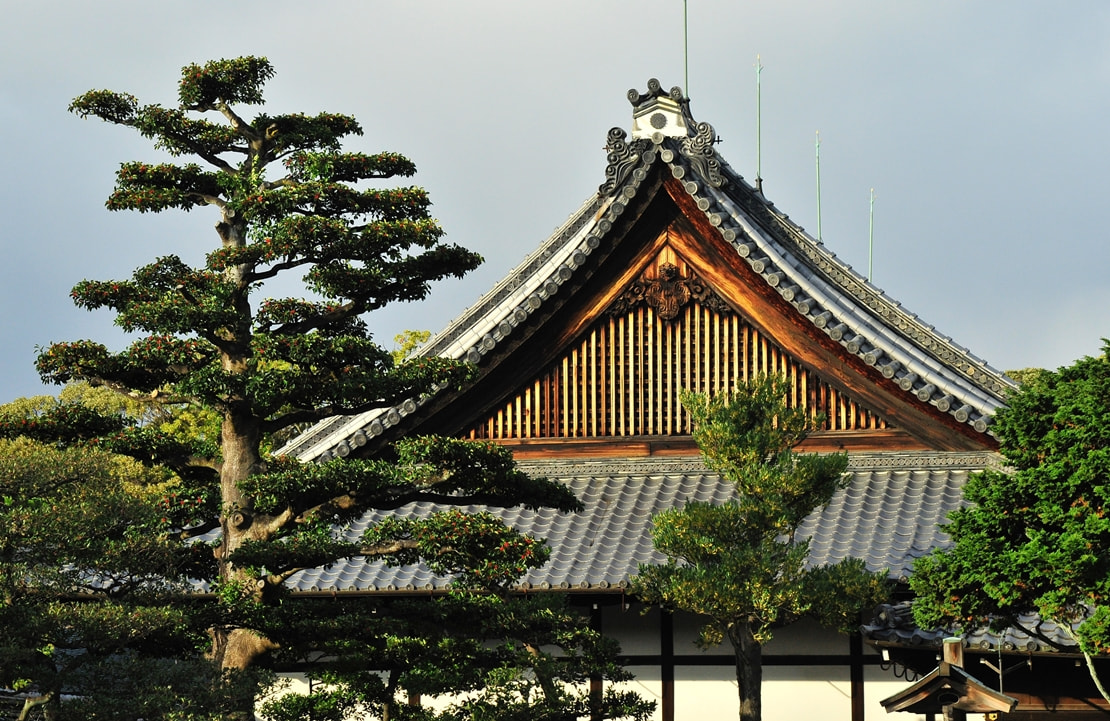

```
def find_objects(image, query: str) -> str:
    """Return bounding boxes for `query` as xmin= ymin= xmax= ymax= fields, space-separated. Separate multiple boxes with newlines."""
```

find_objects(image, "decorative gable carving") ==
xmin=465 ymin=252 xmax=892 ymax=442
xmin=606 ymin=262 xmax=731 ymax=321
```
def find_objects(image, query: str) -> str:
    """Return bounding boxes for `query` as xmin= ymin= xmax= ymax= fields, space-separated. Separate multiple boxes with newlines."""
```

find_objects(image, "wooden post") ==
xmin=661 ymin=610 xmax=675 ymax=721
xmin=590 ymin=603 xmax=603 ymax=721
xmin=850 ymin=632 xmax=865 ymax=721
xmin=942 ymin=638 xmax=967 ymax=721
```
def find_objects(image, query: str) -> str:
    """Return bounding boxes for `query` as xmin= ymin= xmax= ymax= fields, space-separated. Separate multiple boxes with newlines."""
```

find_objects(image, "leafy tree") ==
xmin=0 ymin=422 xmax=246 ymax=720
xmin=912 ymin=343 xmax=1110 ymax=701
xmin=1004 ymin=367 xmax=1048 ymax=387
xmin=634 ymin=376 xmax=890 ymax=721
xmin=4 ymin=57 xmax=649 ymax=720
xmin=391 ymin=330 xmax=432 ymax=364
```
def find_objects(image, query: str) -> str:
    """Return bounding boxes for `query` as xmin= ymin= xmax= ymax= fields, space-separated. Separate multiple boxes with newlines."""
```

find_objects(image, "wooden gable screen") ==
xmin=465 ymin=255 xmax=890 ymax=441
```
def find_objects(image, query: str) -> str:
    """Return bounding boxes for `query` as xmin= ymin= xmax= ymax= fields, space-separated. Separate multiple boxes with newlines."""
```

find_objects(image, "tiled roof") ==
xmin=285 ymin=452 xmax=994 ymax=595
xmin=864 ymin=601 xmax=1079 ymax=655
xmin=278 ymin=80 xmax=1015 ymax=464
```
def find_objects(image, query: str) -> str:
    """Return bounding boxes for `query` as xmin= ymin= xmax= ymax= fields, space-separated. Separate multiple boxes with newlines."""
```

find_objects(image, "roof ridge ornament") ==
xmin=626 ymin=79 xmax=726 ymax=189
xmin=680 ymin=120 xmax=725 ymax=188
xmin=628 ymin=78 xmax=691 ymax=143
xmin=627 ymin=78 xmax=687 ymax=107
xmin=599 ymin=127 xmax=648 ymax=196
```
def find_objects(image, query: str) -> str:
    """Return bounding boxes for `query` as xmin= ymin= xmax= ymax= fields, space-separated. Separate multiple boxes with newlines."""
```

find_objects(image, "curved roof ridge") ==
xmin=278 ymin=192 xmax=612 ymax=461
xmin=281 ymin=80 xmax=1015 ymax=463
xmin=703 ymin=145 xmax=1011 ymax=395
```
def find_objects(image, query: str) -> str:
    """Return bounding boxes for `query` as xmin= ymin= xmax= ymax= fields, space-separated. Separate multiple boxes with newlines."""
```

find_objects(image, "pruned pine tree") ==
xmin=634 ymin=376 xmax=889 ymax=721
xmin=3 ymin=58 xmax=651 ymax=720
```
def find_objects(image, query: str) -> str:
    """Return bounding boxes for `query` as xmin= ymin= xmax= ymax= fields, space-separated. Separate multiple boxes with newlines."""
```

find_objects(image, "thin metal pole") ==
xmin=868 ymin=188 xmax=875 ymax=281
xmin=683 ymin=0 xmax=689 ymax=96
xmin=755 ymin=54 xmax=763 ymax=193
xmin=815 ymin=131 xmax=822 ymax=241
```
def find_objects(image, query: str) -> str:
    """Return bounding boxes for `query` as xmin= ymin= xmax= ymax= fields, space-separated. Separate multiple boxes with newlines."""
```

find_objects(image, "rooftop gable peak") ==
xmin=601 ymin=79 xmax=726 ymax=196
xmin=628 ymin=78 xmax=691 ymax=141
xmin=280 ymin=79 xmax=1016 ymax=463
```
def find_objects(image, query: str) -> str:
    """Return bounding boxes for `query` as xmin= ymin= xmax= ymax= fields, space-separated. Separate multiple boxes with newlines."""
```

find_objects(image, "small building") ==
xmin=280 ymin=80 xmax=1038 ymax=720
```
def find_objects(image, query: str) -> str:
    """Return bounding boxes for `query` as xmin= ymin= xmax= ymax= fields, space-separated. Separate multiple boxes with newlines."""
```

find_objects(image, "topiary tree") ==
xmin=634 ymin=375 xmax=890 ymax=721
xmin=4 ymin=57 xmax=650 ymax=720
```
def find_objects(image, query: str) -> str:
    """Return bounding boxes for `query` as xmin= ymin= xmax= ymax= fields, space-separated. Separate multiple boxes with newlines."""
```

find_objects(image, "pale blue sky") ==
xmin=3 ymin=1 xmax=1108 ymax=402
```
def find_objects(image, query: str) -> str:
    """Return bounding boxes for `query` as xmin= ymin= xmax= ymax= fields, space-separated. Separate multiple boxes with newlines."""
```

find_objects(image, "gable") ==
xmin=279 ymin=79 xmax=1014 ymax=465
xmin=463 ymin=234 xmax=893 ymax=447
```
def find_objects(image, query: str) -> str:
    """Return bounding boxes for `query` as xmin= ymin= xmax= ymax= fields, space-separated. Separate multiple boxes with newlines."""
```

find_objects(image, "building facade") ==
xmin=277 ymin=80 xmax=1054 ymax=720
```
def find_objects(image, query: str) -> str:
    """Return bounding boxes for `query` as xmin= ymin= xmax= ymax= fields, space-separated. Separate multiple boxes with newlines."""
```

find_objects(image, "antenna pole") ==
xmin=755 ymin=54 xmax=763 ymax=193
xmin=815 ymin=131 xmax=822 ymax=241
xmin=868 ymin=188 xmax=875 ymax=281
xmin=683 ymin=0 xmax=689 ymax=96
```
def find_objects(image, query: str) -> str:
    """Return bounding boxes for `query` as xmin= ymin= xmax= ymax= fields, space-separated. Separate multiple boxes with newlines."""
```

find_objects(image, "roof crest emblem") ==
xmin=679 ymin=120 xmax=725 ymax=188
xmin=623 ymin=79 xmax=726 ymax=190
xmin=606 ymin=262 xmax=732 ymax=321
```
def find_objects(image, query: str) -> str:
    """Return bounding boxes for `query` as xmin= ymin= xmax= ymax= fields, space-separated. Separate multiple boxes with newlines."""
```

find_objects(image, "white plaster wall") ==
xmin=603 ymin=610 xmax=936 ymax=721
xmin=267 ymin=613 xmax=936 ymax=721
xmin=613 ymin=665 xmax=934 ymax=721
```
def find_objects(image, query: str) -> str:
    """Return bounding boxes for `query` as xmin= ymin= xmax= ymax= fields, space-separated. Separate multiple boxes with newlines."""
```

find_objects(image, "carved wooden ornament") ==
xmin=608 ymin=262 xmax=732 ymax=320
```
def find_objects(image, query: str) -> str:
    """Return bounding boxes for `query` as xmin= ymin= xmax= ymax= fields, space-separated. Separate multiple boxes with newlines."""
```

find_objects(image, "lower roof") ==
xmin=286 ymin=451 xmax=997 ymax=595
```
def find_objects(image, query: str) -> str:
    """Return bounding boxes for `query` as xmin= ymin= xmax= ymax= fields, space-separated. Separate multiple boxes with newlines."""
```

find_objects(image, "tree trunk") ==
xmin=729 ymin=621 xmax=763 ymax=721
xmin=210 ymin=405 xmax=277 ymax=719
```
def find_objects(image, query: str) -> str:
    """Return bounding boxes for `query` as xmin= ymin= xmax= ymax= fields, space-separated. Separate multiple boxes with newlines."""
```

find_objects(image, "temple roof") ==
xmin=274 ymin=80 xmax=1018 ymax=605
xmin=864 ymin=601 xmax=1082 ymax=655
xmin=280 ymin=79 xmax=1014 ymax=464
xmin=284 ymin=452 xmax=992 ymax=595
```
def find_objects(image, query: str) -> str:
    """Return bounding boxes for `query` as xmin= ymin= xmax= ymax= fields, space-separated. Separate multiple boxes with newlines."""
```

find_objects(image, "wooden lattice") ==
xmin=465 ymin=299 xmax=888 ymax=441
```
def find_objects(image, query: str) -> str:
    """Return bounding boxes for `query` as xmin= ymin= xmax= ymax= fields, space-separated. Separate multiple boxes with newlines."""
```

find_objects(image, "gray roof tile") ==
xmin=286 ymin=452 xmax=994 ymax=595
xmin=864 ymin=602 xmax=1079 ymax=654
xmin=277 ymin=83 xmax=1015 ymax=465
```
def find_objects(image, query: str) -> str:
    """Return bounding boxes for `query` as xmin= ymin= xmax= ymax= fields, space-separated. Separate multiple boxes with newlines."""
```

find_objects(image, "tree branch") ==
xmin=359 ymin=539 xmax=423 ymax=557
xmin=244 ymin=256 xmax=316 ymax=285
xmin=214 ymin=101 xmax=259 ymax=144
xmin=261 ymin=394 xmax=419 ymax=435
xmin=1063 ymin=624 xmax=1110 ymax=704
xmin=270 ymin=300 xmax=363 ymax=337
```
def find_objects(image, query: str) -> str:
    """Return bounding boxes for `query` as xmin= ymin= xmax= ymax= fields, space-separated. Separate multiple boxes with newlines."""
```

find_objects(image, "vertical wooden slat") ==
xmin=617 ymin=316 xmax=625 ymax=433
xmin=664 ymin=314 xmax=673 ymax=434
xmin=577 ymin=343 xmax=586 ymax=434
xmin=524 ymin=381 xmax=533 ymax=438
xmin=642 ymin=308 xmax=648 ymax=434
xmin=681 ymin=311 xmax=687 ymax=427
xmin=592 ymin=330 xmax=600 ymax=436
xmin=561 ymin=356 xmax=570 ymax=437
xmin=600 ymin=324 xmax=610 ymax=436
xmin=463 ymin=299 xmax=896 ymax=438
xmin=655 ymin=309 xmax=664 ymax=434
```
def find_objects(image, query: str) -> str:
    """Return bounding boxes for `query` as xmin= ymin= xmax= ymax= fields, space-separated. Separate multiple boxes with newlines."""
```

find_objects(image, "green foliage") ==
xmin=177 ymin=56 xmax=276 ymax=109
xmin=0 ymin=432 xmax=213 ymax=717
xmin=679 ymin=383 xmax=849 ymax=536
xmin=392 ymin=330 xmax=432 ymax=363
xmin=53 ymin=56 xmax=482 ymax=420
xmin=363 ymin=510 xmax=549 ymax=589
xmin=15 ymin=57 xmax=649 ymax=720
xmin=634 ymin=375 xmax=889 ymax=721
xmin=50 ymin=656 xmax=269 ymax=721
xmin=913 ymin=344 xmax=1110 ymax=658
xmin=258 ymin=594 xmax=654 ymax=721
xmin=1004 ymin=366 xmax=1048 ymax=388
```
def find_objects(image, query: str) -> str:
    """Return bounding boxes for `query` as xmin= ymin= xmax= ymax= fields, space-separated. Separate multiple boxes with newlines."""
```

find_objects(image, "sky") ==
xmin=2 ymin=1 xmax=1109 ymax=403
